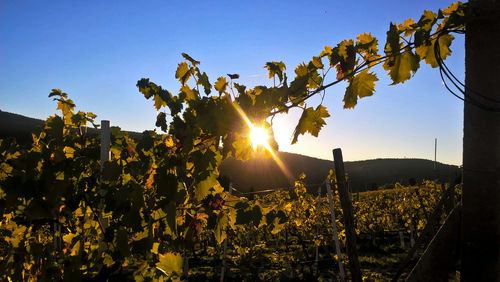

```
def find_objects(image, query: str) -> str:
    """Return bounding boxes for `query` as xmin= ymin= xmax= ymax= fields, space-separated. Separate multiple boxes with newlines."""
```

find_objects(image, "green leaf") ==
xmin=153 ymin=93 xmax=167 ymax=110
xmin=197 ymin=71 xmax=211 ymax=95
xmin=265 ymin=61 xmax=286 ymax=82
xmin=214 ymin=213 xmax=228 ymax=244
xmin=337 ymin=40 xmax=356 ymax=78
xmin=57 ymin=99 xmax=75 ymax=117
xmin=292 ymin=105 xmax=330 ymax=144
xmin=338 ymin=39 xmax=355 ymax=60
xmin=181 ymin=53 xmax=200 ymax=66
xmin=163 ymin=201 xmax=177 ymax=237
xmin=398 ymin=18 xmax=416 ymax=37
xmin=102 ymin=161 xmax=121 ymax=182
xmin=235 ymin=202 xmax=262 ymax=226
xmin=180 ymin=85 xmax=197 ymax=101
xmin=156 ymin=252 xmax=183 ymax=277
xmin=136 ymin=78 xmax=153 ymax=99
xmin=49 ymin=88 xmax=65 ymax=98
xmin=195 ymin=173 xmax=222 ymax=201
xmin=175 ymin=62 xmax=191 ymax=85
xmin=319 ymin=46 xmax=333 ymax=57
xmin=214 ymin=77 xmax=228 ymax=94
xmin=156 ymin=112 xmax=168 ymax=131
xmin=384 ymin=22 xmax=400 ymax=56
xmin=415 ymin=34 xmax=454 ymax=68
xmin=343 ymin=70 xmax=379 ymax=109
xmin=416 ymin=10 xmax=437 ymax=31
xmin=311 ymin=56 xmax=324 ymax=69
xmin=387 ymin=48 xmax=420 ymax=84
xmin=154 ymin=171 xmax=178 ymax=199
xmin=45 ymin=115 xmax=64 ymax=140
xmin=356 ymin=33 xmax=378 ymax=55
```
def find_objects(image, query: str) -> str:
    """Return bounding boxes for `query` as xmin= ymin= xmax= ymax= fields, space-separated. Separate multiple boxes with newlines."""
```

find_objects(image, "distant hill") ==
xmin=0 ymin=110 xmax=46 ymax=143
xmin=0 ymin=110 xmax=142 ymax=143
xmin=219 ymin=153 xmax=461 ymax=192
xmin=1 ymin=110 xmax=461 ymax=192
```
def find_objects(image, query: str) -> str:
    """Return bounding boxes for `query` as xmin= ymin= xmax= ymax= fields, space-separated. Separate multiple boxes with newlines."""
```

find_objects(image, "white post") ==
xmin=220 ymin=183 xmax=233 ymax=282
xmin=325 ymin=180 xmax=346 ymax=282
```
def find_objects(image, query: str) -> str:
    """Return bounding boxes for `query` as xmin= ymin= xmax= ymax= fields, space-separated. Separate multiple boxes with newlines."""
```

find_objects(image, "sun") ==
xmin=249 ymin=125 xmax=270 ymax=149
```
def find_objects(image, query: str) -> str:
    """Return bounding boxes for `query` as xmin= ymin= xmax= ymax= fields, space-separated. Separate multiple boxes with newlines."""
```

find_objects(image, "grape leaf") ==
xmin=235 ymin=202 xmax=262 ymax=226
xmin=195 ymin=173 xmax=222 ymax=201
xmin=356 ymin=33 xmax=378 ymax=55
xmin=416 ymin=10 xmax=437 ymax=31
xmin=175 ymin=62 xmax=191 ymax=85
xmin=292 ymin=105 xmax=330 ymax=144
xmin=415 ymin=34 xmax=454 ymax=68
xmin=180 ymin=85 xmax=197 ymax=101
xmin=214 ymin=213 xmax=228 ymax=244
xmin=197 ymin=71 xmax=211 ymax=95
xmin=153 ymin=93 xmax=168 ymax=110
xmin=384 ymin=22 xmax=400 ymax=56
xmin=265 ymin=61 xmax=286 ymax=82
xmin=386 ymin=48 xmax=420 ymax=84
xmin=181 ymin=53 xmax=200 ymax=66
xmin=398 ymin=18 xmax=416 ymax=37
xmin=343 ymin=70 xmax=378 ymax=109
xmin=156 ymin=252 xmax=183 ymax=277
xmin=156 ymin=112 xmax=168 ymax=131
xmin=214 ymin=77 xmax=228 ymax=94
xmin=102 ymin=161 xmax=121 ymax=182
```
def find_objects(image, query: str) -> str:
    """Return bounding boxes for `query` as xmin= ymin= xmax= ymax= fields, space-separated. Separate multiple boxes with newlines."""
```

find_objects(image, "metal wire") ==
xmin=434 ymin=30 xmax=500 ymax=112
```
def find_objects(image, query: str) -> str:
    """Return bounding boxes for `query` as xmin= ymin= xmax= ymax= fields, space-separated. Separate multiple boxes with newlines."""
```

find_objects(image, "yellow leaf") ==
xmin=151 ymin=242 xmax=160 ymax=254
xmin=156 ymin=252 xmax=183 ymax=277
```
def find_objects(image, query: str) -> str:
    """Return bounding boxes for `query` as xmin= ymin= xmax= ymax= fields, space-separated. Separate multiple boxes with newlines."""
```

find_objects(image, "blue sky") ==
xmin=0 ymin=0 xmax=464 ymax=165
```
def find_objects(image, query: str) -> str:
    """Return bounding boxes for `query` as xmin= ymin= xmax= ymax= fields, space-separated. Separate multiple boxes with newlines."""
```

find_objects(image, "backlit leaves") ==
xmin=415 ymin=34 xmax=454 ymax=68
xmin=343 ymin=70 xmax=378 ymax=109
xmin=214 ymin=76 xmax=228 ymax=94
xmin=197 ymin=71 xmax=211 ymax=95
xmin=384 ymin=22 xmax=401 ymax=57
xmin=182 ymin=53 xmax=200 ymax=66
xmin=265 ymin=61 xmax=286 ymax=82
xmin=0 ymin=3 xmax=467 ymax=280
xmin=385 ymin=48 xmax=420 ymax=84
xmin=195 ymin=173 xmax=223 ymax=201
xmin=292 ymin=105 xmax=330 ymax=144
xmin=175 ymin=62 xmax=191 ymax=85
xmin=156 ymin=252 xmax=183 ymax=278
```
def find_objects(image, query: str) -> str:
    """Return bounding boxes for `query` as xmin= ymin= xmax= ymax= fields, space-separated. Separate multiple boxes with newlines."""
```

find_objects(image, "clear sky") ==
xmin=0 ymin=0 xmax=464 ymax=165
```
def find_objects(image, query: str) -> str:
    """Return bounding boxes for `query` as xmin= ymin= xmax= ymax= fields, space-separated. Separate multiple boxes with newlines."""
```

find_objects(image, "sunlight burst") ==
xmin=249 ymin=126 xmax=270 ymax=149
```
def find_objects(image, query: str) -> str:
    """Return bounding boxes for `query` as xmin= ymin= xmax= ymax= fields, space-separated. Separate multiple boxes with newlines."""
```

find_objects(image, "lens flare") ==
xmin=249 ymin=126 xmax=269 ymax=149
xmin=228 ymin=100 xmax=293 ymax=181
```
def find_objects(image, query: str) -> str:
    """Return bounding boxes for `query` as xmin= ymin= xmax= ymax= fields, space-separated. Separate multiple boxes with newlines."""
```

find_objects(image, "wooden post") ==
xmin=399 ymin=231 xmax=405 ymax=249
xmin=325 ymin=180 xmax=346 ymax=281
xmin=462 ymin=1 xmax=500 ymax=279
xmin=100 ymin=120 xmax=111 ymax=172
xmin=99 ymin=120 xmax=110 ymax=229
xmin=332 ymin=148 xmax=362 ymax=282
xmin=220 ymin=183 xmax=233 ymax=282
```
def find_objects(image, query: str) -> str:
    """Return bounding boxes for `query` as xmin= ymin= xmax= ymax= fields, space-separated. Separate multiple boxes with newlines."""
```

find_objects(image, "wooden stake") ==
xmin=220 ymin=183 xmax=233 ymax=282
xmin=333 ymin=148 xmax=362 ymax=282
xmin=99 ymin=120 xmax=110 ymax=229
xmin=326 ymin=180 xmax=346 ymax=281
